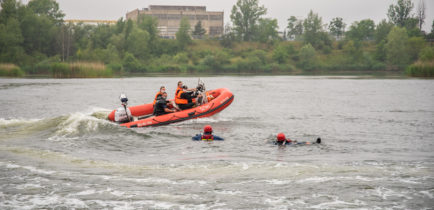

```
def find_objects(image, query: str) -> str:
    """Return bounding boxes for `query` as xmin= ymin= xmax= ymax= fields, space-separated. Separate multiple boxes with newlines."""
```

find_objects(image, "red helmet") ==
xmin=204 ymin=125 xmax=213 ymax=133
xmin=277 ymin=133 xmax=286 ymax=141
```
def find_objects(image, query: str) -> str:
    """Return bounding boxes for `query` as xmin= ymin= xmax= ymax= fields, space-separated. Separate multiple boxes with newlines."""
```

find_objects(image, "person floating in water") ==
xmin=274 ymin=133 xmax=321 ymax=145
xmin=192 ymin=125 xmax=224 ymax=141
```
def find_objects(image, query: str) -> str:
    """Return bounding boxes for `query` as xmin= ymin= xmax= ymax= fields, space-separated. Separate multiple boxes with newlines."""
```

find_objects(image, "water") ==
xmin=0 ymin=76 xmax=433 ymax=209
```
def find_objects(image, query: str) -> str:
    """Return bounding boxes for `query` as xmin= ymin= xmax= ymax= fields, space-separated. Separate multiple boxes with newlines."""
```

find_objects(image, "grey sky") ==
xmin=20 ymin=0 xmax=434 ymax=32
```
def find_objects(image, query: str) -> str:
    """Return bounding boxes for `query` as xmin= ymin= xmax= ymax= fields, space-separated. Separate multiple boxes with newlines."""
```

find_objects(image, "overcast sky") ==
xmin=19 ymin=0 xmax=434 ymax=32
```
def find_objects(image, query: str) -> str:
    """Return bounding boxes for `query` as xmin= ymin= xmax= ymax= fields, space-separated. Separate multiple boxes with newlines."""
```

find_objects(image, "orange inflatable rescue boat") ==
xmin=108 ymin=88 xmax=234 ymax=128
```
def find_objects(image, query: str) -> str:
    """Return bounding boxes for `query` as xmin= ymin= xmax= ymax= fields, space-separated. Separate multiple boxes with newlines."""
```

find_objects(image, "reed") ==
xmin=51 ymin=62 xmax=113 ymax=78
xmin=406 ymin=61 xmax=434 ymax=77
xmin=0 ymin=64 xmax=25 ymax=77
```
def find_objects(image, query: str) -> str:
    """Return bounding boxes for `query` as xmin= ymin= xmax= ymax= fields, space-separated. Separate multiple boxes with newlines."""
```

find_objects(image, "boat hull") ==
xmin=108 ymin=88 xmax=234 ymax=128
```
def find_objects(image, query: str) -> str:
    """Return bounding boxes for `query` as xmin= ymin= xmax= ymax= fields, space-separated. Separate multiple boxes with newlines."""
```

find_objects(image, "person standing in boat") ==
xmin=192 ymin=125 xmax=224 ymax=141
xmin=154 ymin=92 xmax=177 ymax=116
xmin=114 ymin=94 xmax=133 ymax=123
xmin=175 ymin=81 xmax=203 ymax=110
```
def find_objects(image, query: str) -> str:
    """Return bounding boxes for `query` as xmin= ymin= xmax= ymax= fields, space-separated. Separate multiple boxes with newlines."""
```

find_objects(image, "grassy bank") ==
xmin=0 ymin=64 xmax=25 ymax=77
xmin=406 ymin=61 xmax=434 ymax=77
xmin=51 ymin=62 xmax=113 ymax=78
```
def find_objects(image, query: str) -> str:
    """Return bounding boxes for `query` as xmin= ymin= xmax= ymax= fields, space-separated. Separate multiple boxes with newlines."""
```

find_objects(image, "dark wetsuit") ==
xmin=154 ymin=98 xmax=169 ymax=116
xmin=178 ymin=92 xmax=195 ymax=110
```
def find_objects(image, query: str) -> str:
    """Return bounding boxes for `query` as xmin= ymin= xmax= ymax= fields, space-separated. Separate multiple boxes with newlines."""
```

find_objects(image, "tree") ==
xmin=0 ymin=0 xmax=20 ymax=24
xmin=328 ymin=17 xmax=346 ymax=40
xmin=176 ymin=17 xmax=191 ymax=49
xmin=416 ymin=0 xmax=425 ymax=30
xmin=27 ymin=0 xmax=64 ymax=24
xmin=298 ymin=43 xmax=317 ymax=70
xmin=256 ymin=18 xmax=279 ymax=43
xmin=220 ymin=24 xmax=236 ymax=48
xmin=346 ymin=19 xmax=375 ymax=42
xmin=272 ymin=44 xmax=288 ymax=64
xmin=287 ymin=16 xmax=303 ymax=40
xmin=126 ymin=28 xmax=150 ymax=60
xmin=0 ymin=17 xmax=24 ymax=63
xmin=192 ymin=21 xmax=206 ymax=39
xmin=137 ymin=15 xmax=159 ymax=54
xmin=375 ymin=19 xmax=394 ymax=43
xmin=386 ymin=27 xmax=409 ymax=69
xmin=230 ymin=0 xmax=267 ymax=41
xmin=303 ymin=10 xmax=331 ymax=50
xmin=387 ymin=0 xmax=413 ymax=27
xmin=343 ymin=40 xmax=362 ymax=62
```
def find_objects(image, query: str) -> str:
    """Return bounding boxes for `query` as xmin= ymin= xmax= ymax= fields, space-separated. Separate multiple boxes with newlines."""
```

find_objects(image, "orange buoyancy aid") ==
xmin=175 ymin=87 xmax=182 ymax=99
xmin=175 ymin=89 xmax=188 ymax=104
xmin=206 ymin=92 xmax=215 ymax=102
xmin=201 ymin=134 xmax=214 ymax=141
xmin=153 ymin=92 xmax=162 ymax=105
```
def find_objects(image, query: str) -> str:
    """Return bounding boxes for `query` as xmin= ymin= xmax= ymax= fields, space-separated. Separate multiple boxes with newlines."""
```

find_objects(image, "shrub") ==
xmin=0 ymin=64 xmax=25 ymax=77
xmin=406 ymin=61 xmax=434 ymax=77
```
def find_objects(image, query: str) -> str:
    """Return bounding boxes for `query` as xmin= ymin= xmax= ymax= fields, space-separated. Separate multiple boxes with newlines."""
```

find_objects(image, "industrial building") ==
xmin=126 ymin=5 xmax=224 ymax=39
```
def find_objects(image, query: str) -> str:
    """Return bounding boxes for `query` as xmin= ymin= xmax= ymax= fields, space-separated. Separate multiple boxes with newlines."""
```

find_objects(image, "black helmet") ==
xmin=120 ymin=94 xmax=128 ymax=103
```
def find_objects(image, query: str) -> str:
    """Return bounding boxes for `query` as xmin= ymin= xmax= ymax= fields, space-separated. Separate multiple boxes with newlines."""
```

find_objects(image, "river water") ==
xmin=0 ymin=76 xmax=433 ymax=209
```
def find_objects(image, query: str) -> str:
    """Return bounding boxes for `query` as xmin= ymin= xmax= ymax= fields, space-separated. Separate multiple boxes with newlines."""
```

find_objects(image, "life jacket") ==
xmin=175 ymin=87 xmax=182 ymax=99
xmin=201 ymin=133 xmax=214 ymax=141
xmin=175 ymin=89 xmax=188 ymax=104
xmin=153 ymin=92 xmax=162 ymax=105
xmin=206 ymin=92 xmax=214 ymax=103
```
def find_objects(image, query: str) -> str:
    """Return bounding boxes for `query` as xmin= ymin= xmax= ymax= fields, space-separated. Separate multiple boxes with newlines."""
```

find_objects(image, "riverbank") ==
xmin=2 ymin=69 xmax=413 ymax=79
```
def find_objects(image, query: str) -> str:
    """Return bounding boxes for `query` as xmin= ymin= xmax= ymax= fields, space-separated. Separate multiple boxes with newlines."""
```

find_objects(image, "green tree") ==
xmin=387 ymin=0 xmax=414 ymax=27
xmin=346 ymin=19 xmax=375 ymax=42
xmin=287 ymin=16 xmax=303 ymax=40
xmin=375 ymin=19 xmax=394 ymax=43
xmin=20 ymin=9 xmax=58 ymax=56
xmin=89 ymin=24 xmax=113 ymax=50
xmin=386 ymin=27 xmax=409 ymax=69
xmin=0 ymin=0 xmax=20 ymax=24
xmin=407 ymin=36 xmax=425 ymax=62
xmin=192 ymin=21 xmax=206 ymax=39
xmin=126 ymin=28 xmax=150 ymax=60
xmin=303 ymin=10 xmax=331 ymax=50
xmin=176 ymin=17 xmax=192 ymax=50
xmin=137 ymin=15 xmax=159 ymax=54
xmin=328 ymin=17 xmax=346 ymax=40
xmin=343 ymin=40 xmax=362 ymax=62
xmin=27 ymin=0 xmax=64 ymax=24
xmin=230 ymin=0 xmax=267 ymax=41
xmin=298 ymin=43 xmax=317 ymax=70
xmin=256 ymin=18 xmax=279 ymax=43
xmin=416 ymin=0 xmax=425 ymax=30
xmin=272 ymin=44 xmax=289 ymax=64
xmin=0 ymin=18 xmax=24 ymax=63
xmin=220 ymin=24 xmax=236 ymax=48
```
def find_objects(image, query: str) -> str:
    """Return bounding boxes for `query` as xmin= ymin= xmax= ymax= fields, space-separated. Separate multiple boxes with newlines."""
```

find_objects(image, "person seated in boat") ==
xmin=153 ymin=86 xmax=166 ymax=105
xmin=114 ymin=94 xmax=133 ymax=123
xmin=192 ymin=125 xmax=224 ymax=141
xmin=175 ymin=82 xmax=203 ymax=110
xmin=154 ymin=92 xmax=177 ymax=116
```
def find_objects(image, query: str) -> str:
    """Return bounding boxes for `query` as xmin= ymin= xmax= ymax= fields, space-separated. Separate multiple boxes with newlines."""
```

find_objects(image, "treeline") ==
xmin=0 ymin=0 xmax=433 ymax=77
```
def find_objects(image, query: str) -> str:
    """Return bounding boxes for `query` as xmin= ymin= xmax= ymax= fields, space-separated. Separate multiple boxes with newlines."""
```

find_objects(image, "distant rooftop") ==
xmin=146 ymin=5 xmax=206 ymax=12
